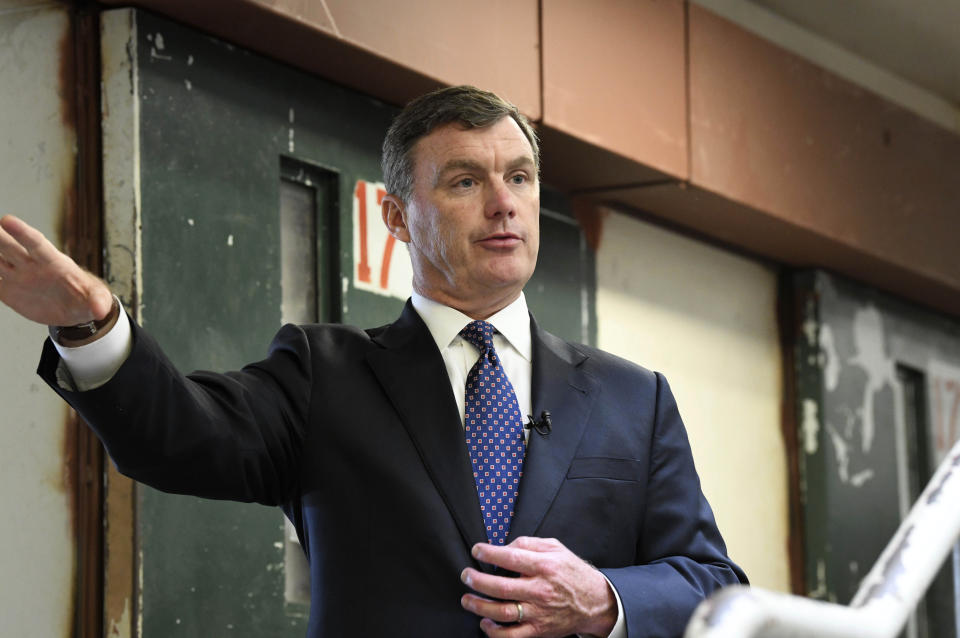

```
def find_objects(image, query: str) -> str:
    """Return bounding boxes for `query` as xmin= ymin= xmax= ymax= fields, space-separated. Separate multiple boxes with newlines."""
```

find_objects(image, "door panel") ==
xmin=794 ymin=270 xmax=960 ymax=637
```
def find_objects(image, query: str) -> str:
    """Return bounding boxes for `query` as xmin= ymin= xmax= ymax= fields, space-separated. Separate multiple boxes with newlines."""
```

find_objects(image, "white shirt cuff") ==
xmin=52 ymin=297 xmax=133 ymax=391
xmin=606 ymin=577 xmax=627 ymax=638
xmin=578 ymin=573 xmax=626 ymax=638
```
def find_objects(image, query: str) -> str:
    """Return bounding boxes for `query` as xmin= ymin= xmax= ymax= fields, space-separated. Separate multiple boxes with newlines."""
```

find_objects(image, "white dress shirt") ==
xmin=410 ymin=291 xmax=533 ymax=436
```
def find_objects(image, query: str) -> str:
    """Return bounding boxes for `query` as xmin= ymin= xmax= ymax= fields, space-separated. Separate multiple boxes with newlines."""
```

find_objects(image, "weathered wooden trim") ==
xmin=67 ymin=4 xmax=106 ymax=637
xmin=100 ymin=8 xmax=142 ymax=638
xmin=776 ymin=271 xmax=808 ymax=595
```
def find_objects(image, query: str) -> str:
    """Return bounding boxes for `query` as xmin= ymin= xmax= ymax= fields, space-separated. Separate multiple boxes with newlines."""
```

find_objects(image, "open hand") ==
xmin=0 ymin=214 xmax=113 ymax=326
xmin=460 ymin=536 xmax=618 ymax=638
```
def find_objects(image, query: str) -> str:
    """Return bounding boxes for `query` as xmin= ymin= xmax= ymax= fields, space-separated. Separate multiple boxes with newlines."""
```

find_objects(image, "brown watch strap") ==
xmin=50 ymin=297 xmax=121 ymax=346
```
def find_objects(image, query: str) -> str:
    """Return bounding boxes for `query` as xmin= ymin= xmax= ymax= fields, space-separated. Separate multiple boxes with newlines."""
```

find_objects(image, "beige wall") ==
xmin=0 ymin=2 xmax=77 ymax=636
xmin=596 ymin=210 xmax=790 ymax=591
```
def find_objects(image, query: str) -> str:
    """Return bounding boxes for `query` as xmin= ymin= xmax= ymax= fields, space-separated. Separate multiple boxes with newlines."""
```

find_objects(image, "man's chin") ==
xmin=480 ymin=256 xmax=534 ymax=281
xmin=474 ymin=271 xmax=533 ymax=299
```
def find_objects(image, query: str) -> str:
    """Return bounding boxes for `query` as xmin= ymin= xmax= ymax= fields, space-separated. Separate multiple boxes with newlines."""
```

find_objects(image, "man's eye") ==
xmin=456 ymin=178 xmax=475 ymax=188
xmin=510 ymin=174 xmax=527 ymax=184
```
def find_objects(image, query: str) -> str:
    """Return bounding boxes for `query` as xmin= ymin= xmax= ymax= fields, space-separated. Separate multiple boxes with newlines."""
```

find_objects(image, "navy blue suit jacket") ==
xmin=39 ymin=300 xmax=746 ymax=637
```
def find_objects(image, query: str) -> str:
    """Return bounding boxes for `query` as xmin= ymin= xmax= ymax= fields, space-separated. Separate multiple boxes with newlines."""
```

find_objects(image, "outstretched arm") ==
xmin=0 ymin=214 xmax=113 ymax=328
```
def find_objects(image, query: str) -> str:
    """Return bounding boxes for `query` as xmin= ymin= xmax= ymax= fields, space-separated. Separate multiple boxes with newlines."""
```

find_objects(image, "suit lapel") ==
xmin=365 ymin=301 xmax=488 ymax=554
xmin=508 ymin=317 xmax=599 ymax=541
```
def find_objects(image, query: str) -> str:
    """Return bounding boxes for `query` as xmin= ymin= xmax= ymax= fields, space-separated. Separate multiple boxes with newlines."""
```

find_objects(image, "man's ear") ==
xmin=381 ymin=194 xmax=411 ymax=243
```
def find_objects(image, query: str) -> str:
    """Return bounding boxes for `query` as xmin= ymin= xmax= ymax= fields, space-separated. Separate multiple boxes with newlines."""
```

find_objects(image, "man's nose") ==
xmin=484 ymin=179 xmax=516 ymax=218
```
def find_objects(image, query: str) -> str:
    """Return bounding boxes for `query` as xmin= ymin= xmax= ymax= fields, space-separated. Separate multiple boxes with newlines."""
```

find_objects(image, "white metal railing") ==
xmin=685 ymin=437 xmax=960 ymax=638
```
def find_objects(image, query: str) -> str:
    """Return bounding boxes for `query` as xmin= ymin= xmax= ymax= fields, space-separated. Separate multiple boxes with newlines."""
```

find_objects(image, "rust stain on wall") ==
xmin=57 ymin=8 xmax=108 ymax=638
xmin=55 ymin=15 xmax=82 ymax=638
xmin=571 ymin=196 xmax=607 ymax=253
xmin=55 ymin=11 xmax=77 ymax=246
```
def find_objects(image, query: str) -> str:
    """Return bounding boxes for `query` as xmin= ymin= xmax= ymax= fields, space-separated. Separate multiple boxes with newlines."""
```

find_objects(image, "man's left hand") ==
xmin=460 ymin=536 xmax=618 ymax=638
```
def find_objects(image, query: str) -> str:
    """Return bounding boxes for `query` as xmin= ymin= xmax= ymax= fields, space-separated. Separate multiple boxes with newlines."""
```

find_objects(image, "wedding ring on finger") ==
xmin=516 ymin=602 xmax=524 ymax=623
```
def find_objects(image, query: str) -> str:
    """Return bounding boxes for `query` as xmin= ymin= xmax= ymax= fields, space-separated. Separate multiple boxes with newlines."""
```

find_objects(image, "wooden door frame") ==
xmin=68 ymin=4 xmax=106 ymax=637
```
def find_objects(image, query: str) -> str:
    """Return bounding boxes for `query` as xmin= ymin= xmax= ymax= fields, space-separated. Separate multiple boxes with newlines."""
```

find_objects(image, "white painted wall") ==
xmin=0 ymin=2 xmax=77 ymax=636
xmin=596 ymin=210 xmax=790 ymax=591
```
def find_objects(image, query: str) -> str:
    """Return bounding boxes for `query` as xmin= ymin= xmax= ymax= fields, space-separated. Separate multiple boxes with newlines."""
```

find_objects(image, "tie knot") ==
xmin=460 ymin=320 xmax=497 ymax=354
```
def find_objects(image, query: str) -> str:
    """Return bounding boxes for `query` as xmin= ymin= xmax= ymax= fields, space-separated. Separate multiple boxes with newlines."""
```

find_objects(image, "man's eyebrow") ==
xmin=434 ymin=159 xmax=484 ymax=184
xmin=433 ymin=156 xmax=536 ymax=186
xmin=505 ymin=156 xmax=536 ymax=172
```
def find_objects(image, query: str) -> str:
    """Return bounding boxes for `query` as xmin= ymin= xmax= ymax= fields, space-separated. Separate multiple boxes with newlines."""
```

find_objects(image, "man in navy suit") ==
xmin=0 ymin=86 xmax=745 ymax=637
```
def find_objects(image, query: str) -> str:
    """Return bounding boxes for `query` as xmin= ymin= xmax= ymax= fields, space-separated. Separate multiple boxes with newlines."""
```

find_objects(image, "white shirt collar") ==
xmin=410 ymin=291 xmax=532 ymax=362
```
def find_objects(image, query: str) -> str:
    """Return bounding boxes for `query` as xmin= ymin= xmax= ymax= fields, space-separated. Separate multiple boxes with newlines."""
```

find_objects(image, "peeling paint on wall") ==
xmin=820 ymin=323 xmax=839 ymax=391
xmin=807 ymin=558 xmax=832 ymax=602
xmin=801 ymin=398 xmax=820 ymax=454
xmin=288 ymin=106 xmax=295 ymax=153
xmin=108 ymin=597 xmax=131 ymax=638
xmin=798 ymin=270 xmax=960 ymax=613
xmin=101 ymin=8 xmax=143 ymax=319
xmin=803 ymin=315 xmax=818 ymax=347
xmin=146 ymin=31 xmax=171 ymax=61
xmin=825 ymin=420 xmax=875 ymax=486
xmin=101 ymin=9 xmax=143 ymax=638
xmin=849 ymin=306 xmax=896 ymax=453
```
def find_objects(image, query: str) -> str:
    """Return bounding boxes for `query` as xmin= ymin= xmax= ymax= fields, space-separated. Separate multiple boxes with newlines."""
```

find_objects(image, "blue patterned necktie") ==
xmin=460 ymin=320 xmax=526 ymax=545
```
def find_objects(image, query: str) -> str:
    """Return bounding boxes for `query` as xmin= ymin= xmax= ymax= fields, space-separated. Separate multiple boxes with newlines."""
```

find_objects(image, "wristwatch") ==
xmin=49 ymin=296 xmax=121 ymax=346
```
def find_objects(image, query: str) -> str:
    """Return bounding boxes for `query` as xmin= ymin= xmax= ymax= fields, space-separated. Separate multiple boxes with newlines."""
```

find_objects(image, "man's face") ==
xmin=388 ymin=117 xmax=540 ymax=317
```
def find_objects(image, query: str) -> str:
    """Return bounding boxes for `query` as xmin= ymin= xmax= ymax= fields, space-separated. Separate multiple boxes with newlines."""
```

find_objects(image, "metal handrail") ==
xmin=685 ymin=437 xmax=960 ymax=638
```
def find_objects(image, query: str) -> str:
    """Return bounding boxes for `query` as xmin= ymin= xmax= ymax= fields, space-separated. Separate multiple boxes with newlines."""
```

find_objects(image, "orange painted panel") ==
xmin=688 ymin=5 xmax=960 ymax=291
xmin=318 ymin=0 xmax=541 ymax=118
xmin=101 ymin=0 xmax=539 ymax=116
xmin=542 ymin=0 xmax=688 ymax=180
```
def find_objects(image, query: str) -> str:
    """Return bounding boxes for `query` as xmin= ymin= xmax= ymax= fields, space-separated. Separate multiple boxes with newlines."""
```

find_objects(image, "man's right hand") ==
xmin=0 ymin=214 xmax=113 ymax=327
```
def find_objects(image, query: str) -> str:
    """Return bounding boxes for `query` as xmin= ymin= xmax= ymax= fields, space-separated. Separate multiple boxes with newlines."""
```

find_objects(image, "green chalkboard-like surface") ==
xmin=793 ymin=271 xmax=959 ymax=638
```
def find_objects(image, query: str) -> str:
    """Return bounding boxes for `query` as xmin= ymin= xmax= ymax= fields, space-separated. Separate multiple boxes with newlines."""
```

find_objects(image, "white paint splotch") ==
xmin=820 ymin=323 xmax=840 ymax=391
xmin=288 ymin=107 xmax=295 ymax=153
xmin=146 ymin=32 xmax=172 ymax=61
xmin=802 ymin=398 xmax=821 ymax=455
xmin=826 ymin=420 xmax=876 ymax=486
xmin=849 ymin=306 xmax=897 ymax=454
